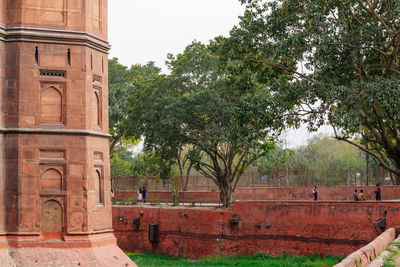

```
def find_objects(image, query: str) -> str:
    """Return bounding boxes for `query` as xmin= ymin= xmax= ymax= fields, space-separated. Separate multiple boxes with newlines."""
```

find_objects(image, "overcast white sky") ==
xmin=107 ymin=0 xmax=333 ymax=149
xmin=108 ymin=0 xmax=245 ymax=72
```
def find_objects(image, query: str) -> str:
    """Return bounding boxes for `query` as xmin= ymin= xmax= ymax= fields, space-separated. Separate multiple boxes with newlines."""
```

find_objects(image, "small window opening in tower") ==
xmin=90 ymin=53 xmax=93 ymax=70
xmin=67 ymin=49 xmax=71 ymax=66
xmin=35 ymin=47 xmax=39 ymax=65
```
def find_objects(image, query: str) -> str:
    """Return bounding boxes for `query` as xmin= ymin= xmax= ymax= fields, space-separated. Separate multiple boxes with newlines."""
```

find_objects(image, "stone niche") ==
xmin=41 ymin=167 xmax=63 ymax=191
xmin=40 ymin=82 xmax=65 ymax=125
xmin=41 ymin=199 xmax=64 ymax=240
xmin=39 ymin=149 xmax=66 ymax=239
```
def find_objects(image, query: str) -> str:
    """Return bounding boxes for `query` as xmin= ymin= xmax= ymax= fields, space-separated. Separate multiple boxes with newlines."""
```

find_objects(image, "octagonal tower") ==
xmin=0 ymin=1 xmax=134 ymax=265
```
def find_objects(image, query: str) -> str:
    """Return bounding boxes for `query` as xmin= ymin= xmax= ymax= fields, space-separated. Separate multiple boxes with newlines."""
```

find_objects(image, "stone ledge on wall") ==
xmin=334 ymin=228 xmax=396 ymax=267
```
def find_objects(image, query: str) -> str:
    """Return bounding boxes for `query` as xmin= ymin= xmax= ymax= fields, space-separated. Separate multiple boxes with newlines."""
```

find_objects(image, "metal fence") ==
xmin=112 ymin=167 xmax=391 ymax=192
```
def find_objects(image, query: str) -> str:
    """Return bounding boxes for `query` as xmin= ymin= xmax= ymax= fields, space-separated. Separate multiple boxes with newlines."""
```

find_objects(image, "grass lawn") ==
xmin=127 ymin=252 xmax=343 ymax=267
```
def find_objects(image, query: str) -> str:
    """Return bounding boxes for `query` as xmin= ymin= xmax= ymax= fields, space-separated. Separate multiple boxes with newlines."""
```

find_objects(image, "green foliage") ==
xmin=141 ymin=41 xmax=281 ymax=207
xmin=108 ymin=58 xmax=162 ymax=155
xmin=110 ymin=148 xmax=134 ymax=177
xmin=149 ymin=196 xmax=160 ymax=206
xmin=257 ymin=136 xmax=366 ymax=173
xmin=127 ymin=199 xmax=137 ymax=205
xmin=131 ymin=152 xmax=172 ymax=178
xmin=382 ymin=241 xmax=400 ymax=267
xmin=127 ymin=252 xmax=343 ymax=267
xmin=296 ymin=136 xmax=365 ymax=171
xmin=257 ymin=148 xmax=293 ymax=174
xmin=223 ymin=0 xmax=400 ymax=181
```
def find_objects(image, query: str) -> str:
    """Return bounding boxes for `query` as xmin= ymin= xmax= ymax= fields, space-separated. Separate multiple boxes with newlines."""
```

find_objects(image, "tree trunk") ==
xmin=219 ymin=183 xmax=234 ymax=208
xmin=395 ymin=174 xmax=400 ymax=185
xmin=182 ymin=163 xmax=192 ymax=191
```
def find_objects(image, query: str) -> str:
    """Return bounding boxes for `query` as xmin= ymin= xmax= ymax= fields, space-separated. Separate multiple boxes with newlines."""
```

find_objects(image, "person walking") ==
xmin=358 ymin=189 xmax=365 ymax=201
xmin=353 ymin=189 xmax=358 ymax=201
xmin=142 ymin=186 xmax=147 ymax=203
xmin=312 ymin=186 xmax=318 ymax=201
xmin=137 ymin=187 xmax=142 ymax=203
xmin=375 ymin=184 xmax=381 ymax=201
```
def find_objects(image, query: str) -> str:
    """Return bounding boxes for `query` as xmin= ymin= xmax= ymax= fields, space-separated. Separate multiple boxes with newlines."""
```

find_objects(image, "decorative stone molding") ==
xmin=0 ymin=127 xmax=111 ymax=138
xmin=0 ymin=25 xmax=110 ymax=53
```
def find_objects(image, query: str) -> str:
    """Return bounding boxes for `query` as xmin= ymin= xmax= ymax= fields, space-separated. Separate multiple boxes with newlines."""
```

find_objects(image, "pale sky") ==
xmin=107 ymin=0 xmax=333 ymax=148
xmin=108 ymin=0 xmax=245 ymax=72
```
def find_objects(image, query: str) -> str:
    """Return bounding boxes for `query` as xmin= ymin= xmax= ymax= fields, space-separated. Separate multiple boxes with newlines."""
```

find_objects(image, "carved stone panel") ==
xmin=40 ymin=82 xmax=65 ymax=125
xmin=41 ymin=167 xmax=63 ymax=191
xmin=41 ymin=200 xmax=63 ymax=240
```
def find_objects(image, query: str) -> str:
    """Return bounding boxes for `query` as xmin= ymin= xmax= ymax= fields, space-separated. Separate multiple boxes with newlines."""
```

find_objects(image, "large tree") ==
xmin=108 ymin=58 xmax=161 ymax=155
xmin=142 ymin=41 xmax=279 ymax=207
xmin=225 ymin=0 xmax=400 ymax=182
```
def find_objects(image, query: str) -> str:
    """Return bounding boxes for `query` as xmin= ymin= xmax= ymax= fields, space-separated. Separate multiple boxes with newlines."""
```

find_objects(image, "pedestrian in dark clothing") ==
xmin=142 ymin=186 xmax=147 ymax=203
xmin=353 ymin=189 xmax=358 ymax=201
xmin=312 ymin=186 xmax=318 ymax=201
xmin=375 ymin=184 xmax=381 ymax=201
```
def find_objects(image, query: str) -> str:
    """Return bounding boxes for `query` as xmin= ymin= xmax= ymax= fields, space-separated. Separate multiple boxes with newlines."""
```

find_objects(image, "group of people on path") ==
xmin=312 ymin=184 xmax=382 ymax=201
xmin=353 ymin=184 xmax=381 ymax=201
xmin=137 ymin=186 xmax=147 ymax=203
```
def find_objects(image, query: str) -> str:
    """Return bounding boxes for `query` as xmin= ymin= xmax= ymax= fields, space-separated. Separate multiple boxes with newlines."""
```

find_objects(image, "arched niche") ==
xmin=93 ymin=91 xmax=100 ymax=126
xmin=41 ymin=168 xmax=62 ymax=191
xmin=41 ymin=200 xmax=63 ymax=240
xmin=94 ymin=169 xmax=102 ymax=203
xmin=41 ymin=86 xmax=62 ymax=124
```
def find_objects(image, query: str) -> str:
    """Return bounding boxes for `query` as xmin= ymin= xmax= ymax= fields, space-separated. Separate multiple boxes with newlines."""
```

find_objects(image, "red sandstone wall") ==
xmin=113 ymin=201 xmax=400 ymax=259
xmin=1 ymin=0 xmax=112 ymax=239
xmin=0 ymin=39 xmax=5 ymax=233
xmin=5 ymin=0 xmax=107 ymax=40
xmin=86 ymin=136 xmax=113 ymax=232
xmin=234 ymin=186 xmax=400 ymax=201
xmin=0 ymin=4 xmax=5 ymax=26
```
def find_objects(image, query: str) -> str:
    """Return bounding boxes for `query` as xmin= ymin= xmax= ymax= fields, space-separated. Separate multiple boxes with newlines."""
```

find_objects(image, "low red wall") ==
xmin=113 ymin=201 xmax=400 ymax=259
xmin=115 ymin=186 xmax=400 ymax=203
xmin=115 ymin=191 xmax=220 ymax=204
xmin=234 ymin=186 xmax=400 ymax=201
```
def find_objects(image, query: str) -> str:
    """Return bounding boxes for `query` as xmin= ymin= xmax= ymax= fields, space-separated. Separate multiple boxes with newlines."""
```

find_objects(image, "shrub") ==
xmin=150 ymin=196 xmax=160 ymax=206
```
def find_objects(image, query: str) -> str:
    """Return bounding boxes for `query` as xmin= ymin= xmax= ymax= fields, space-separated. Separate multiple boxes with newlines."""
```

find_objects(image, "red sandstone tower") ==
xmin=0 ymin=1 xmax=134 ymax=265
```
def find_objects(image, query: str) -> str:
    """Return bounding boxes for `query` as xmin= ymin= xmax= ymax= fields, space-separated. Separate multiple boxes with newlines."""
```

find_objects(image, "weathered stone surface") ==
xmin=335 ymin=228 xmax=395 ymax=267
xmin=113 ymin=202 xmax=400 ymax=259
xmin=0 ymin=1 xmax=134 ymax=266
xmin=3 ymin=243 xmax=134 ymax=267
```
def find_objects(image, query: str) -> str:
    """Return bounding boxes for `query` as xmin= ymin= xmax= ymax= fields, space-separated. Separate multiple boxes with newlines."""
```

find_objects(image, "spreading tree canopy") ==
xmin=224 ymin=0 xmax=400 ymax=181
xmin=141 ymin=41 xmax=281 ymax=207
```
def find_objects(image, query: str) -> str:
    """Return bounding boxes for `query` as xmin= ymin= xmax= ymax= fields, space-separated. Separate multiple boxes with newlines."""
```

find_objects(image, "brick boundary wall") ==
xmin=114 ymin=185 xmax=400 ymax=203
xmin=112 ymin=201 xmax=400 ymax=259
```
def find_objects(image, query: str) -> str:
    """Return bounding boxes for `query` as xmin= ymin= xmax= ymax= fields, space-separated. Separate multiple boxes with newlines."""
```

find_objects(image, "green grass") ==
xmin=127 ymin=252 xmax=343 ymax=267
xmin=382 ymin=241 xmax=400 ymax=267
